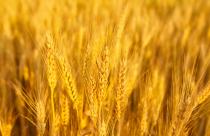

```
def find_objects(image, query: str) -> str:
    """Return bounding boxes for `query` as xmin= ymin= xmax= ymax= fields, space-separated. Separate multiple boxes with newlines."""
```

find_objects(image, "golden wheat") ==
xmin=1 ymin=0 xmax=210 ymax=136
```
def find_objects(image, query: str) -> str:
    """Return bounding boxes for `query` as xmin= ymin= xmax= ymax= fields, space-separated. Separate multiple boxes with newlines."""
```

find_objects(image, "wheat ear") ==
xmin=97 ymin=46 xmax=109 ymax=105
xmin=57 ymin=55 xmax=80 ymax=111
xmin=0 ymin=122 xmax=12 ymax=136
xmin=115 ymin=58 xmax=127 ymax=136
xmin=88 ymin=76 xmax=98 ymax=125
xmin=45 ymin=33 xmax=57 ymax=121
xmin=60 ymin=93 xmax=70 ymax=126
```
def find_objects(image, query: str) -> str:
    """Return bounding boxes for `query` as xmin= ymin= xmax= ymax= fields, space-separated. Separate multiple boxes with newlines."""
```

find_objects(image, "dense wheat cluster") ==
xmin=1 ymin=0 xmax=210 ymax=135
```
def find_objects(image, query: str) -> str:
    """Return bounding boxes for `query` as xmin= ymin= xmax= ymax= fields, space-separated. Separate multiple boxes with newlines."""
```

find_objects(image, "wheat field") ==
xmin=0 ymin=0 xmax=210 ymax=136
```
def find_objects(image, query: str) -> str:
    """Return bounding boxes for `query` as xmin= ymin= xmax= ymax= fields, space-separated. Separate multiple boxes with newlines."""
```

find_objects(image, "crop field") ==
xmin=0 ymin=0 xmax=210 ymax=135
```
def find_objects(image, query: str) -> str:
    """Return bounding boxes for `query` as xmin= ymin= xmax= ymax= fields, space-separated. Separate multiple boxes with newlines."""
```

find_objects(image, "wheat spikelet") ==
xmin=171 ymin=83 xmax=210 ymax=136
xmin=97 ymin=45 xmax=109 ymax=104
xmin=46 ymin=52 xmax=57 ymax=91
xmin=36 ymin=100 xmax=46 ymax=136
xmin=45 ymin=33 xmax=57 ymax=92
xmin=82 ymin=46 xmax=89 ymax=78
xmin=44 ymin=35 xmax=57 ymax=136
xmin=13 ymin=83 xmax=47 ymax=136
xmin=43 ymin=33 xmax=58 ymax=124
xmin=57 ymin=55 xmax=80 ymax=110
xmin=169 ymin=82 xmax=202 ymax=136
xmin=88 ymin=75 xmax=98 ymax=124
xmin=60 ymin=93 xmax=69 ymax=127
xmin=195 ymin=83 xmax=210 ymax=106
xmin=115 ymin=58 xmax=127 ymax=121
xmin=170 ymin=83 xmax=210 ymax=135
xmin=36 ymin=89 xmax=48 ymax=136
